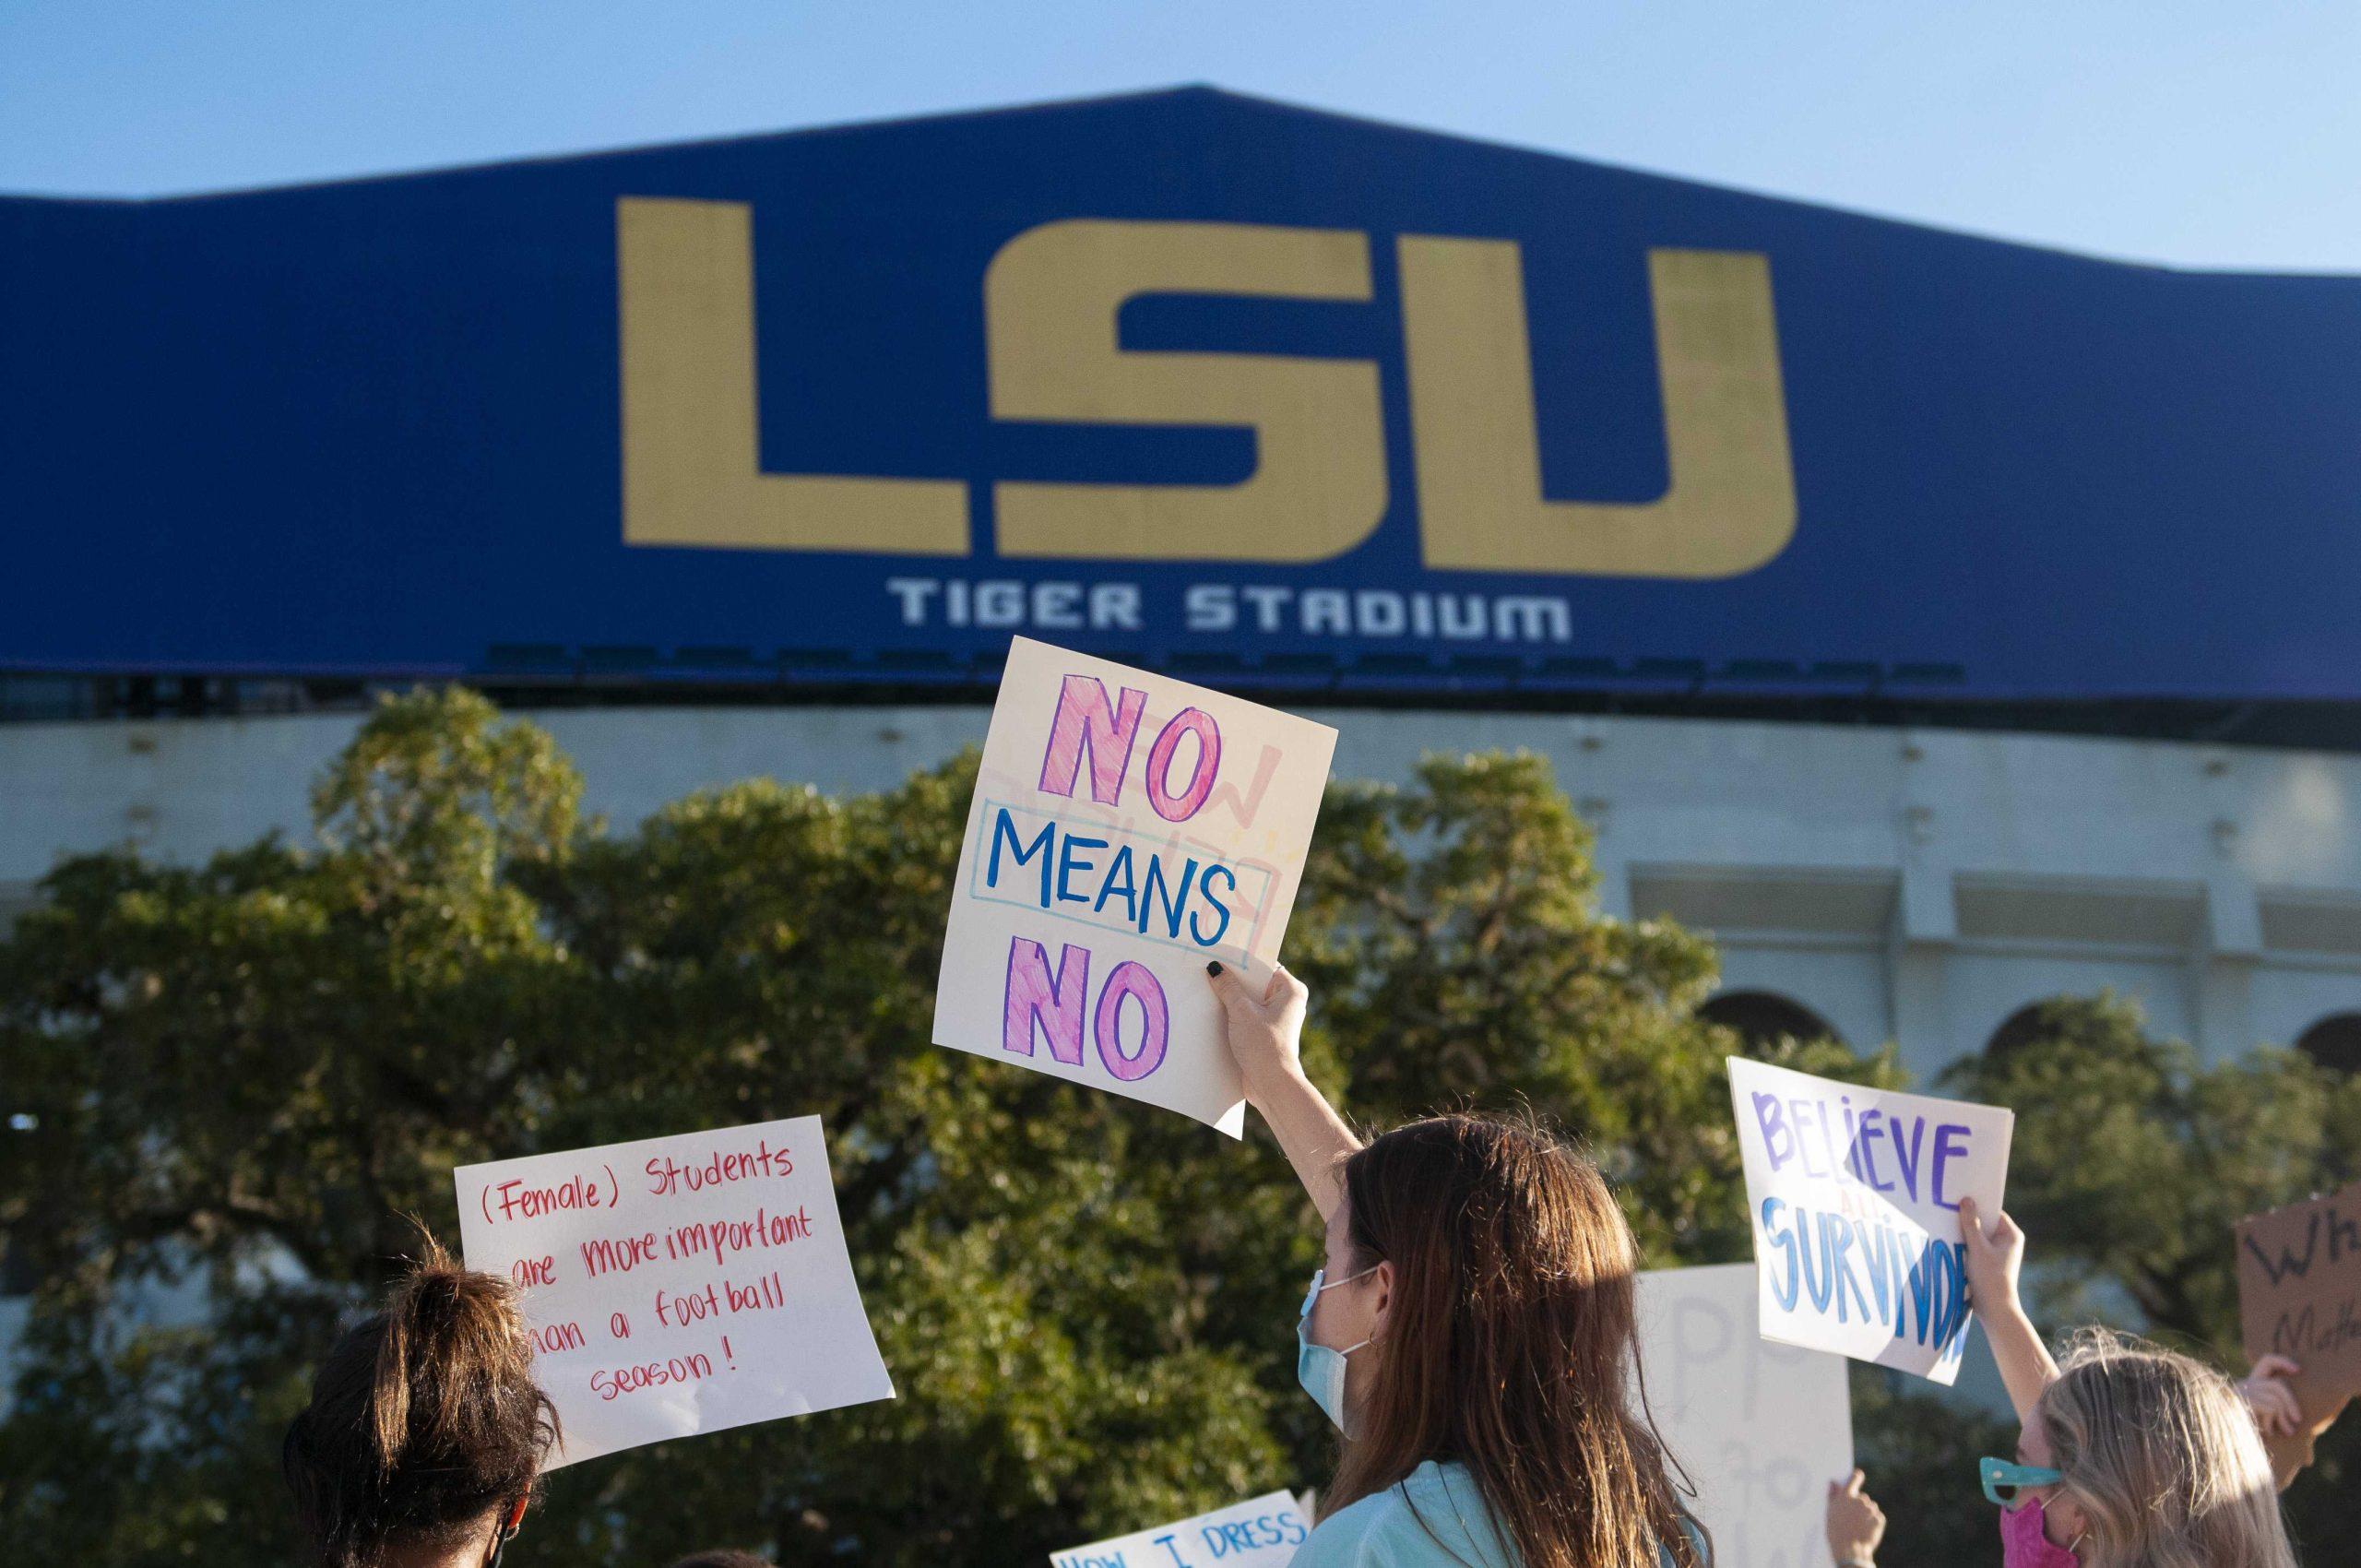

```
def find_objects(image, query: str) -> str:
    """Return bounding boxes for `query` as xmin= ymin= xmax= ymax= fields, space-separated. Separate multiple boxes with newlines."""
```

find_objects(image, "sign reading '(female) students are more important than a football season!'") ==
xmin=455 ymin=1117 xmax=895 ymax=1467
xmin=933 ymin=638 xmax=1337 ymax=1134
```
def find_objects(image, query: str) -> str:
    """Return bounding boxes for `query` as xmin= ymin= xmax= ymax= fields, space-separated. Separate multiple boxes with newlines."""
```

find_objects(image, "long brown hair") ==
xmin=1323 ymin=1114 xmax=1703 ymax=1568
xmin=283 ymin=1235 xmax=559 ymax=1568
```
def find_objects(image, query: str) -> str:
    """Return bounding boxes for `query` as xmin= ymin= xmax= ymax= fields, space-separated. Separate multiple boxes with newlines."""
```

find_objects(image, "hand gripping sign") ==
xmin=933 ymin=637 xmax=1336 ymax=1134
xmin=1728 ymin=1059 xmax=2014 ymax=1384
xmin=455 ymin=1116 xmax=894 ymax=1467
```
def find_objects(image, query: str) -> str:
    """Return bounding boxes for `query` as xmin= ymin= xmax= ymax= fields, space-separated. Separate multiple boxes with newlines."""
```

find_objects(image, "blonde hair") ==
xmin=2035 ymin=1329 xmax=2293 ymax=1568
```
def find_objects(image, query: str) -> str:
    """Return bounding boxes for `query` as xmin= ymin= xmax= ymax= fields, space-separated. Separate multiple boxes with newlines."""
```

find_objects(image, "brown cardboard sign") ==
xmin=2236 ymin=1180 xmax=2361 ymax=1477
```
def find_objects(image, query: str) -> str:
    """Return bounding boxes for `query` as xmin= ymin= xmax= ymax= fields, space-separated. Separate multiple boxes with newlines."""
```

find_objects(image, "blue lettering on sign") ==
xmin=990 ymin=811 xmax=1056 ymax=903
xmin=975 ymin=802 xmax=1258 ymax=954
xmin=1759 ymin=1196 xmax=1971 ymax=1362
xmin=1194 ymin=1509 xmax=1311 ymax=1556
xmin=1754 ymin=1091 xmax=1978 ymax=1209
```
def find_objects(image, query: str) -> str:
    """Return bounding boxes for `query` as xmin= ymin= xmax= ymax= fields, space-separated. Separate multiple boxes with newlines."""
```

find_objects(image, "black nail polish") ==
xmin=1206 ymin=960 xmax=1223 ymax=975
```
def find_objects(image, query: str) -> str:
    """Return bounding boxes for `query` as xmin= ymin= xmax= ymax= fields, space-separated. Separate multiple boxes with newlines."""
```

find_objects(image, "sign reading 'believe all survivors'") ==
xmin=1728 ymin=1059 xmax=2013 ymax=1384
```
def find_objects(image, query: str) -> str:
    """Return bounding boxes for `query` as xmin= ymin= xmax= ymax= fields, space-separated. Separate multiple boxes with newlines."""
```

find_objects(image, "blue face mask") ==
xmin=1296 ymin=1265 xmax=1377 ymax=1431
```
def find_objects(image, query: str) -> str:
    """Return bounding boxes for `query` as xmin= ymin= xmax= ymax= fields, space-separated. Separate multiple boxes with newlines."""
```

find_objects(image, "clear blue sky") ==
xmin=4 ymin=1 xmax=2356 ymax=271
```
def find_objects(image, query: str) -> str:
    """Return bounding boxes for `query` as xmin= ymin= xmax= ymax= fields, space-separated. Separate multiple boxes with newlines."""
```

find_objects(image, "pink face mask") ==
xmin=1999 ymin=1494 xmax=2082 ymax=1568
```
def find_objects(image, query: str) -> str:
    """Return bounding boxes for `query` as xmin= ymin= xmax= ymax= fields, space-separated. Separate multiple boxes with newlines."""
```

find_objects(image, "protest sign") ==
xmin=1050 ymin=1491 xmax=1311 ymax=1568
xmin=934 ymin=636 xmax=1336 ymax=1134
xmin=1635 ymin=1264 xmax=1853 ymax=1568
xmin=454 ymin=1116 xmax=893 ymax=1467
xmin=2236 ymin=1179 xmax=2361 ymax=1476
xmin=1728 ymin=1058 xmax=2013 ymax=1384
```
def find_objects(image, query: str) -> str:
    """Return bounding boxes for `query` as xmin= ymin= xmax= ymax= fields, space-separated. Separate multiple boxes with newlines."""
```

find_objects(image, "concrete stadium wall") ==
xmin=6 ymin=704 xmax=2361 ymax=1084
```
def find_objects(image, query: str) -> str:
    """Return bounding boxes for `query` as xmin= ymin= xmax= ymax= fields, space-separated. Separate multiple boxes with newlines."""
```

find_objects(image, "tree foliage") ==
xmin=0 ymin=691 xmax=2349 ymax=1565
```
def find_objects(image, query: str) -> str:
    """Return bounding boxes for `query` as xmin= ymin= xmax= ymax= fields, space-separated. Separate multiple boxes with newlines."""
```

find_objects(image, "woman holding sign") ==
xmin=1832 ymin=1202 xmax=2296 ymax=1568
xmin=283 ymin=1237 xmax=558 ymax=1568
xmin=1205 ymin=962 xmax=1703 ymax=1568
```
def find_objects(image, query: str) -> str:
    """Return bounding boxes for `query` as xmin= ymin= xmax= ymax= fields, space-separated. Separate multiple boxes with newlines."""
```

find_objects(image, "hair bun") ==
xmin=286 ymin=1231 xmax=559 ymax=1568
xmin=368 ymin=1236 xmax=539 ymax=1471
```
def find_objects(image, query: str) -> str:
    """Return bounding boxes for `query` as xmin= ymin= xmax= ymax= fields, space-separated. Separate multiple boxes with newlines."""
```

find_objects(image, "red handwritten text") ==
xmin=645 ymin=1134 xmax=794 ymax=1197
xmin=589 ymin=1351 xmax=716 ymax=1402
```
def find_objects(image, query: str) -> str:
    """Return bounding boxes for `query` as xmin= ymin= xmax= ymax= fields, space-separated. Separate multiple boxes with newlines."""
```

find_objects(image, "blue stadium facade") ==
xmin=6 ymin=86 xmax=2361 ymax=711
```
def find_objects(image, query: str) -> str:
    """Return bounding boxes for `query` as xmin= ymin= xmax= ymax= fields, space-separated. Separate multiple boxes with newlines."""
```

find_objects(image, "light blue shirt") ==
xmin=1289 ymin=1460 xmax=1695 ymax=1568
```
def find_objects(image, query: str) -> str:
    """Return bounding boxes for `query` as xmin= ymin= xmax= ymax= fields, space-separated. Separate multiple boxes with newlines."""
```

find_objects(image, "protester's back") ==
xmin=282 ymin=1237 xmax=557 ymax=1568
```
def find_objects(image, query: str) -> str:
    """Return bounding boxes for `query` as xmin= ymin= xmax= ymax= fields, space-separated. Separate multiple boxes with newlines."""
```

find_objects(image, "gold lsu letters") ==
xmin=616 ymin=197 xmax=1795 ymax=578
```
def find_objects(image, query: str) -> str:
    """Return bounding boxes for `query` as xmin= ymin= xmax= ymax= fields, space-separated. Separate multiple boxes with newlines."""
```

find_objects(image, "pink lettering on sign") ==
xmin=1003 ymin=936 xmax=1089 ymax=1064
xmin=578 ymin=1231 xmax=663 ymax=1278
xmin=644 ymin=1134 xmax=794 ymax=1197
xmin=481 ymin=1164 xmax=619 ymax=1227
xmin=531 ymin=1320 xmax=587 ymax=1354
xmin=999 ymin=936 xmax=1170 ymax=1084
xmin=1093 ymin=961 xmax=1169 ymax=1081
xmin=589 ymin=1352 xmax=715 ymax=1402
xmin=1038 ymin=674 xmax=1146 ymax=805
xmin=1201 ymin=740 xmax=1283 ymax=830
xmin=1145 ymin=707 xmax=1222 ymax=822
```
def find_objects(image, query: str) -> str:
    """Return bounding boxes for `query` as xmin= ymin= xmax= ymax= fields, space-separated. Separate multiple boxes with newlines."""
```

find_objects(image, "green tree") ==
xmin=0 ymin=692 xmax=1843 ymax=1567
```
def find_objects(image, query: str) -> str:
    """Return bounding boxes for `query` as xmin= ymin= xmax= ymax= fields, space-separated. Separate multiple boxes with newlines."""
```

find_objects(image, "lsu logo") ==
xmin=616 ymin=198 xmax=1795 ymax=577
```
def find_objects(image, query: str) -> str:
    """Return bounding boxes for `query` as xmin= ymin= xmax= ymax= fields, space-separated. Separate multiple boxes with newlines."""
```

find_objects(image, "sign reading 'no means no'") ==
xmin=933 ymin=637 xmax=1336 ymax=1134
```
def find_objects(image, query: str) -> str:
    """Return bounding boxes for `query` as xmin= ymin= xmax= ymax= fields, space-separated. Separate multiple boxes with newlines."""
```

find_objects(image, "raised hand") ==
xmin=1825 ymin=1469 xmax=1885 ymax=1568
xmin=1204 ymin=961 xmax=1358 ymax=1218
xmin=2238 ymin=1354 xmax=2304 ymax=1438
xmin=1204 ymin=960 xmax=1309 ymax=1104
xmin=1958 ymin=1194 xmax=2025 ymax=1313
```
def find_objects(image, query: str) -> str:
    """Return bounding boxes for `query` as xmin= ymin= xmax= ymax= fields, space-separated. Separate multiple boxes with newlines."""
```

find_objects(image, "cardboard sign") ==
xmin=1635 ymin=1264 xmax=1854 ymax=1568
xmin=2236 ymin=1179 xmax=2361 ymax=1475
xmin=1050 ymin=1491 xmax=1311 ymax=1568
xmin=1728 ymin=1058 xmax=2014 ymax=1384
xmin=454 ymin=1117 xmax=894 ymax=1467
xmin=933 ymin=637 xmax=1336 ymax=1134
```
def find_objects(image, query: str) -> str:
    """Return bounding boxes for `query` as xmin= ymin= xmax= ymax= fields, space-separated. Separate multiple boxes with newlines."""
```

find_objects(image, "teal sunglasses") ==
xmin=1978 ymin=1456 xmax=2064 ymax=1507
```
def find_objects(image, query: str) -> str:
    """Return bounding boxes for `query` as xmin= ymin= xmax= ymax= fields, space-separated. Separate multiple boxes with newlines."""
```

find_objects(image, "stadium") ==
xmin=7 ymin=85 xmax=2361 ymax=1310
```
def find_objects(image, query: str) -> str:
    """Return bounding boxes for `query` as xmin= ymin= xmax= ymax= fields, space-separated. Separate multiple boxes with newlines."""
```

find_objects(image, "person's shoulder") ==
xmin=1290 ymin=1464 xmax=1505 ymax=1568
xmin=1287 ymin=1485 xmax=1405 ymax=1568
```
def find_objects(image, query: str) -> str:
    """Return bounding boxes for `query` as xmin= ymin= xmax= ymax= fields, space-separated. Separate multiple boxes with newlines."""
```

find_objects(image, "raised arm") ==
xmin=1206 ymin=961 xmax=1360 ymax=1219
xmin=1960 ymin=1196 xmax=2059 ymax=1420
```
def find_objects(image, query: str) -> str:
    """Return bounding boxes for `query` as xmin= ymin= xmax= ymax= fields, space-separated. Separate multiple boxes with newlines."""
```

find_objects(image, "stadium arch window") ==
xmin=1982 ymin=997 xmax=2082 ymax=1064
xmin=2296 ymin=1013 xmax=2361 ymax=1075
xmin=1698 ymin=991 xmax=1840 ymax=1053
